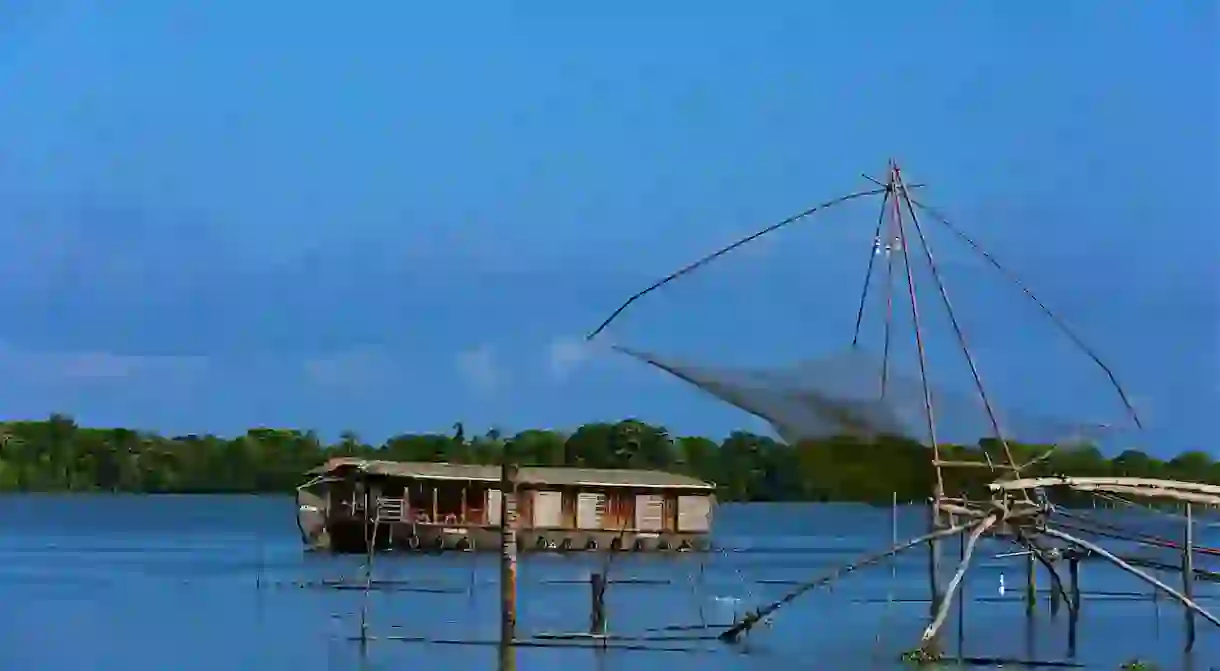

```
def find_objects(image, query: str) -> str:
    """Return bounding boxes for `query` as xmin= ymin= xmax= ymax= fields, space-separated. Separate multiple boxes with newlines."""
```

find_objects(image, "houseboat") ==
xmin=296 ymin=458 xmax=716 ymax=554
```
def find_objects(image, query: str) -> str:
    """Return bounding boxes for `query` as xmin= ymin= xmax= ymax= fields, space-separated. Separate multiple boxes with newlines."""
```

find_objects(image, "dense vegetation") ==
xmin=0 ymin=414 xmax=1215 ymax=503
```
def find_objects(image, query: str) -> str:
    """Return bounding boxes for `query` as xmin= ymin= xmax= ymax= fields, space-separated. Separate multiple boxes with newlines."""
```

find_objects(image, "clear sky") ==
xmin=0 ymin=2 xmax=1216 ymax=454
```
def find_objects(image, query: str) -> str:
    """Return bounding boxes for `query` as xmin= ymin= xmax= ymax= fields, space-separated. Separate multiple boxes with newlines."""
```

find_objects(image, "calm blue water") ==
xmin=0 ymin=496 xmax=1216 ymax=670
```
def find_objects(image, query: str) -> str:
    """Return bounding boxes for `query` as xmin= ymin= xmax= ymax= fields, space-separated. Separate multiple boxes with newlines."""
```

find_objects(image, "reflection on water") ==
xmin=0 ymin=496 xmax=1215 ymax=670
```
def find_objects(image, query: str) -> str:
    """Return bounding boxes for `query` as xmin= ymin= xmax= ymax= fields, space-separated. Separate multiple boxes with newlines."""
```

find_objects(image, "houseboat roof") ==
xmin=309 ymin=458 xmax=716 ymax=491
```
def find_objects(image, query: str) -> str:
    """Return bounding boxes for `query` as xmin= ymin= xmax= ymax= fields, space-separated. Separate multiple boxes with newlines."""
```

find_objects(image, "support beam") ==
xmin=990 ymin=477 xmax=1220 ymax=497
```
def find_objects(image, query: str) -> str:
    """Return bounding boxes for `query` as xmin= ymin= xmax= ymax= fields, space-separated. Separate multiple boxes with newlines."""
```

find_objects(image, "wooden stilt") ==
xmin=590 ymin=572 xmax=607 ymax=639
xmin=1049 ymin=560 xmax=1062 ymax=616
xmin=1025 ymin=550 xmax=1037 ymax=614
xmin=1067 ymin=551 xmax=1080 ymax=657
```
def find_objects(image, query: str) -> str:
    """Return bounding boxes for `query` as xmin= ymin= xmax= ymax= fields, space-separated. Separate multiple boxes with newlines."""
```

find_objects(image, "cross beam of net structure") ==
xmin=584 ymin=161 xmax=1214 ymax=657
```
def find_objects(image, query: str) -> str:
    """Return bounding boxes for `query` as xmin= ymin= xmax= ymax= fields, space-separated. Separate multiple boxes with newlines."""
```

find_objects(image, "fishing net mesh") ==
xmin=614 ymin=345 xmax=1112 ymax=463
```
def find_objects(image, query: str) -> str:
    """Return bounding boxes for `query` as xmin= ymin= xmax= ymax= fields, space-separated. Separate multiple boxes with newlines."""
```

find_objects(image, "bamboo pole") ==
xmin=921 ymin=515 xmax=996 ymax=646
xmin=1183 ymin=502 xmax=1195 ymax=650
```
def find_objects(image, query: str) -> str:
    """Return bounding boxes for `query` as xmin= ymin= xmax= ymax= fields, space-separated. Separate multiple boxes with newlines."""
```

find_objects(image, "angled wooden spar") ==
xmin=719 ymin=519 xmax=979 ymax=643
xmin=991 ymin=477 xmax=1220 ymax=496
xmin=920 ymin=514 xmax=998 ymax=645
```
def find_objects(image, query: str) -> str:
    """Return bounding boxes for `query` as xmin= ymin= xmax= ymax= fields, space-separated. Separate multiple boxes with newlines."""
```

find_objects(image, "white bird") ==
xmin=999 ymin=572 xmax=1007 ymax=597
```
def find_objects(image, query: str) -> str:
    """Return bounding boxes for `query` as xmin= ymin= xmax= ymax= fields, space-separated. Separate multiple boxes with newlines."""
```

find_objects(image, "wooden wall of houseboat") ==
xmin=471 ymin=485 xmax=712 ymax=533
xmin=603 ymin=490 xmax=636 ymax=531
xmin=677 ymin=494 xmax=713 ymax=532
xmin=532 ymin=490 xmax=564 ymax=528
xmin=518 ymin=488 xmax=534 ymax=528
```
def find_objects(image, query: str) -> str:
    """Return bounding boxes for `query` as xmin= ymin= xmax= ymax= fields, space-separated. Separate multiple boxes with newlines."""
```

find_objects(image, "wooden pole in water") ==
xmin=928 ymin=499 xmax=943 ymax=629
xmin=1025 ymin=550 xmax=1036 ymax=614
xmin=590 ymin=572 xmax=607 ymax=639
xmin=956 ymin=512 xmax=966 ymax=660
xmin=1067 ymin=550 xmax=1080 ymax=657
xmin=891 ymin=492 xmax=899 ymax=586
xmin=1068 ymin=552 xmax=1081 ymax=611
xmin=499 ymin=461 xmax=519 ymax=671
xmin=1049 ymin=559 xmax=1062 ymax=616
xmin=1183 ymin=502 xmax=1196 ymax=651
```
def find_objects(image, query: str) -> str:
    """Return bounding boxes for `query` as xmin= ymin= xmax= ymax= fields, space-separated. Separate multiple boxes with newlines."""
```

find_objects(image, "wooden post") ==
xmin=1067 ymin=550 xmax=1080 ymax=657
xmin=956 ymin=510 xmax=966 ymax=660
xmin=928 ymin=500 xmax=943 ymax=623
xmin=590 ymin=572 xmax=607 ymax=638
xmin=890 ymin=492 xmax=899 ymax=587
xmin=1049 ymin=560 xmax=1062 ymax=616
xmin=1183 ymin=502 xmax=1196 ymax=651
xmin=1068 ymin=553 xmax=1081 ymax=612
xmin=360 ymin=485 xmax=373 ymax=646
xmin=461 ymin=485 xmax=468 ymax=524
xmin=499 ymin=461 xmax=519 ymax=671
xmin=1025 ymin=549 xmax=1036 ymax=614
xmin=432 ymin=485 xmax=439 ymax=522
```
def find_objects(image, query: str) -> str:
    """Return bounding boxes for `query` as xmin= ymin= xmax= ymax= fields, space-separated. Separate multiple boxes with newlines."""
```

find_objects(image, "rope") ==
xmin=586 ymin=187 xmax=888 ymax=340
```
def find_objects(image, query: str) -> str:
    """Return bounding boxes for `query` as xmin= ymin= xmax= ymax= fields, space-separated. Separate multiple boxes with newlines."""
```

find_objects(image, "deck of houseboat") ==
xmin=297 ymin=459 xmax=717 ymax=554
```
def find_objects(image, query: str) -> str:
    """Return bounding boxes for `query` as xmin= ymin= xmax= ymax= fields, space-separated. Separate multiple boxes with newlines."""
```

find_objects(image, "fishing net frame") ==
xmin=584 ymin=161 xmax=1216 ymax=656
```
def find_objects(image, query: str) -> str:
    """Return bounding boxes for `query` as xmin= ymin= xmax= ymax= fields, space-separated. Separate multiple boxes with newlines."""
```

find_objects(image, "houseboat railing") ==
xmin=376 ymin=497 xmax=406 ymax=523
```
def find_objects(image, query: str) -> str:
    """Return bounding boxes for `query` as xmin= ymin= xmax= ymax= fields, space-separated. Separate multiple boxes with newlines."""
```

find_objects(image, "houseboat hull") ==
xmin=296 ymin=459 xmax=717 ymax=555
xmin=297 ymin=509 xmax=712 ymax=554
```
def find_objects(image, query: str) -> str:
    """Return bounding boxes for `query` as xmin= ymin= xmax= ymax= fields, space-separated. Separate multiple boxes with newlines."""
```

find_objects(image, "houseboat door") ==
xmin=677 ymin=495 xmax=712 ymax=532
xmin=533 ymin=490 xmax=563 ymax=528
xmin=576 ymin=492 xmax=605 ymax=529
xmin=634 ymin=493 xmax=665 ymax=532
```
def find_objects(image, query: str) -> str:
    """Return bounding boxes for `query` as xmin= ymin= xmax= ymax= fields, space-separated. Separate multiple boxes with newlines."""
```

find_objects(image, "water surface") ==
xmin=0 ymin=496 xmax=1216 ymax=670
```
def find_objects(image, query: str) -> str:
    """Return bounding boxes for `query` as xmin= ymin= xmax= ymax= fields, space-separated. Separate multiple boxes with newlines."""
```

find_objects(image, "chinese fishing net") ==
xmin=613 ymin=343 xmax=1112 ymax=452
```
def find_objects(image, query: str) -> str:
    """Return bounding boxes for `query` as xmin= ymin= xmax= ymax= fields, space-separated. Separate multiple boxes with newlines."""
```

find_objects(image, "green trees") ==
xmin=0 ymin=414 xmax=1213 ymax=501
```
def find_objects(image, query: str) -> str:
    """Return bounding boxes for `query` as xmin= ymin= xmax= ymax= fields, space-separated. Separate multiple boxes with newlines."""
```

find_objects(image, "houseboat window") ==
xmin=434 ymin=482 xmax=466 ymax=525
xmin=406 ymin=482 xmax=432 ymax=522
xmin=465 ymin=485 xmax=487 ymax=525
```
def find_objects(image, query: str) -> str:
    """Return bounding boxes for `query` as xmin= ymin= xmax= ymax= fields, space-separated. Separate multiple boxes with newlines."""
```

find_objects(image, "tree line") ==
xmin=0 ymin=414 xmax=1215 ymax=503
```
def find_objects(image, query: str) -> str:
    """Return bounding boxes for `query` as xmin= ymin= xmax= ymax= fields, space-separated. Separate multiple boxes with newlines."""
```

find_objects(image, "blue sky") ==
xmin=0 ymin=2 xmax=1215 ymax=454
